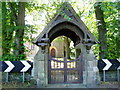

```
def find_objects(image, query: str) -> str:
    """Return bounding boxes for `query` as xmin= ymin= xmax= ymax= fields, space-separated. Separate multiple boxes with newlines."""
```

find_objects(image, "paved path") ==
xmin=42 ymin=82 xmax=120 ymax=88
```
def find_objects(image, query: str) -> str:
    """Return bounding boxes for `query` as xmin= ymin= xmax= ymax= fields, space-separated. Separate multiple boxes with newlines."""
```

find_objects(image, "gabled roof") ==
xmin=33 ymin=2 xmax=98 ymax=45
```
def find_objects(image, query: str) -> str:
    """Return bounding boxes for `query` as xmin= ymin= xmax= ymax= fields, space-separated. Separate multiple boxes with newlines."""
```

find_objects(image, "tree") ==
xmin=2 ymin=1 xmax=119 ymax=61
xmin=94 ymin=2 xmax=108 ymax=59
xmin=8 ymin=2 xmax=26 ymax=59
xmin=2 ymin=2 xmax=7 ymax=55
xmin=102 ymin=2 xmax=120 ymax=59
xmin=2 ymin=2 xmax=26 ymax=60
xmin=64 ymin=37 xmax=70 ymax=59
xmin=2 ymin=2 xmax=14 ymax=56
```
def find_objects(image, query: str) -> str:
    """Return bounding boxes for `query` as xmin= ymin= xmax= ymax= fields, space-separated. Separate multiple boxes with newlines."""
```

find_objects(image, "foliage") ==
xmin=90 ymin=2 xmax=119 ymax=59
xmin=70 ymin=47 xmax=75 ymax=59
xmin=2 ymin=54 xmax=26 ymax=61
xmin=1 ymin=2 xmax=40 ymax=61
xmin=24 ymin=25 xmax=37 ymax=42
xmin=1 ymin=1 xmax=119 ymax=61
xmin=102 ymin=2 xmax=119 ymax=59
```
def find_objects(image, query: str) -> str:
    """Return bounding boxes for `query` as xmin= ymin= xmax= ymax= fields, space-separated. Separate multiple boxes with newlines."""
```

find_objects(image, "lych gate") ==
xmin=33 ymin=2 xmax=100 ymax=87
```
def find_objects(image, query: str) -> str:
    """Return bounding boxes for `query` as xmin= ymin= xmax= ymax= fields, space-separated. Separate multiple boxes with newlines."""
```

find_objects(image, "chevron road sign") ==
xmin=0 ymin=61 xmax=33 ymax=72
xmin=4 ymin=61 xmax=15 ymax=72
xmin=98 ymin=59 xmax=120 ymax=71
xmin=20 ymin=61 xmax=32 ymax=72
xmin=0 ymin=59 xmax=120 ymax=72
xmin=102 ymin=59 xmax=112 ymax=70
xmin=117 ymin=59 xmax=120 ymax=70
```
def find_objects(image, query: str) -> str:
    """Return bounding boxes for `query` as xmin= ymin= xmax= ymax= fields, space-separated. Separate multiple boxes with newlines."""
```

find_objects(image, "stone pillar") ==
xmin=44 ymin=45 xmax=49 ymax=86
xmin=33 ymin=45 xmax=49 ymax=88
xmin=78 ymin=43 xmax=88 ymax=85
xmin=86 ymin=49 xmax=100 ymax=87
xmin=77 ymin=43 xmax=100 ymax=87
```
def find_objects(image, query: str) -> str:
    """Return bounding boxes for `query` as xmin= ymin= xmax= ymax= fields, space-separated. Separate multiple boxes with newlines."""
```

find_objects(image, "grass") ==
xmin=1 ymin=81 xmax=36 ymax=88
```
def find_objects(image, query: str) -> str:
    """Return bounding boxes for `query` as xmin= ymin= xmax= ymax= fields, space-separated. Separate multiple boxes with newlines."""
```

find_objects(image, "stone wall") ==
xmin=1 ymin=72 xmax=32 ymax=82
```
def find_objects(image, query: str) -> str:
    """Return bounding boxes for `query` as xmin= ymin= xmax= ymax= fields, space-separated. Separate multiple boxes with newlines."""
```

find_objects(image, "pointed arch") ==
xmin=48 ymin=22 xmax=84 ymax=46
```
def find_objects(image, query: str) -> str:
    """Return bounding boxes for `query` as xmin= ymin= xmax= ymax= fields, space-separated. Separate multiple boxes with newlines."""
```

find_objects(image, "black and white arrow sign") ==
xmin=1 ymin=59 xmax=119 ymax=72
xmin=0 ymin=61 xmax=33 ymax=72
xmin=98 ymin=59 xmax=120 ymax=71
xmin=20 ymin=61 xmax=31 ymax=72
xmin=102 ymin=59 xmax=112 ymax=70
xmin=4 ymin=61 xmax=15 ymax=72
xmin=117 ymin=59 xmax=120 ymax=70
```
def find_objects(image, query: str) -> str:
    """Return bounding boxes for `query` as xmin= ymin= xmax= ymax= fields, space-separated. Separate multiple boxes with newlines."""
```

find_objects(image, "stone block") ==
xmin=93 ymin=67 xmax=99 ymax=72
xmin=38 ymin=61 xmax=44 ymax=73
xmin=38 ymin=53 xmax=44 ymax=61
xmin=34 ymin=50 xmax=45 ymax=61
xmin=37 ymin=79 xmax=42 ymax=88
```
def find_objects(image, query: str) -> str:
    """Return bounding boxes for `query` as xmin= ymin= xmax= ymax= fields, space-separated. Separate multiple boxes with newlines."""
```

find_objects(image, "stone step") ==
xmin=45 ymin=84 xmax=86 ymax=88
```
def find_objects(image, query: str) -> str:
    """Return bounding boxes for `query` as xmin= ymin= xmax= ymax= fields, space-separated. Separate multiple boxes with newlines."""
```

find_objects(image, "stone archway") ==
xmin=33 ymin=2 xmax=100 ymax=88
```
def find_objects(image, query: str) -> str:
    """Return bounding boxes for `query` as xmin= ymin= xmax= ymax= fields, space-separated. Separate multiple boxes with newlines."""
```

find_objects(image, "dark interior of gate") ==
xmin=48 ymin=22 xmax=84 ymax=84
xmin=48 ymin=22 xmax=84 ymax=46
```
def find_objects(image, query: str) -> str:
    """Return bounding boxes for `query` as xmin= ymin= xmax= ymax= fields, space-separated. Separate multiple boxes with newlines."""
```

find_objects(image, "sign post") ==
xmin=117 ymin=59 xmax=120 ymax=82
xmin=22 ymin=72 xmax=25 ymax=83
xmin=6 ymin=72 xmax=8 ymax=82
xmin=117 ymin=69 xmax=119 ymax=82
xmin=103 ymin=70 xmax=106 ymax=82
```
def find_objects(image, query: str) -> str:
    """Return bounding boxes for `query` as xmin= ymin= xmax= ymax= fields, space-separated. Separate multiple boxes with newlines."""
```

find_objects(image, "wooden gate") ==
xmin=48 ymin=57 xmax=82 ymax=84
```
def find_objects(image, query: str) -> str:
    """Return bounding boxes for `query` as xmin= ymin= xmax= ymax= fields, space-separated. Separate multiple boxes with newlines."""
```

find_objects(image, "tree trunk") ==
xmin=94 ymin=2 xmax=108 ymax=59
xmin=64 ymin=37 xmax=70 ymax=59
xmin=14 ymin=2 xmax=25 ymax=58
